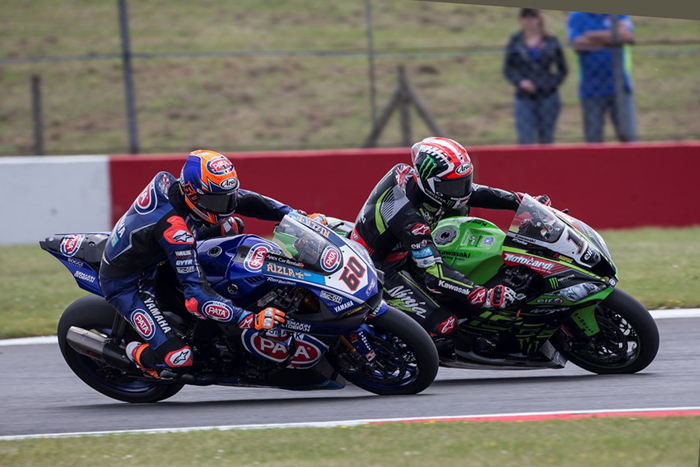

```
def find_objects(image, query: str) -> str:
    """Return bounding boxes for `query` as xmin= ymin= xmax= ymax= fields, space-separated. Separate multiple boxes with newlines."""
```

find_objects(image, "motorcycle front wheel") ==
xmin=555 ymin=288 xmax=659 ymax=374
xmin=57 ymin=295 xmax=185 ymax=403
xmin=331 ymin=306 xmax=439 ymax=395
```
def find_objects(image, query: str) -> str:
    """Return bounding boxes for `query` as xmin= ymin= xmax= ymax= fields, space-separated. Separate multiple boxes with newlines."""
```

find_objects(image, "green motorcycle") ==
xmin=330 ymin=195 xmax=659 ymax=374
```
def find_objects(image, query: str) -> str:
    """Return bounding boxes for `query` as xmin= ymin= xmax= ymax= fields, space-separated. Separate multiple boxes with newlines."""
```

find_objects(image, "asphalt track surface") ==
xmin=1 ymin=317 xmax=698 ymax=438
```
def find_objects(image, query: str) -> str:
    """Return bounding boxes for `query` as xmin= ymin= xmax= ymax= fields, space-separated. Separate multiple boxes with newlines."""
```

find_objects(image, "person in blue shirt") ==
xmin=567 ymin=12 xmax=637 ymax=143
xmin=504 ymin=9 xmax=568 ymax=144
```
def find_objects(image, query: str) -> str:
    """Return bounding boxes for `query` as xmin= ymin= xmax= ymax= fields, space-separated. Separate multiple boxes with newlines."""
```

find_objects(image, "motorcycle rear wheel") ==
xmin=57 ymin=295 xmax=185 ymax=403
xmin=556 ymin=288 xmax=659 ymax=374
xmin=332 ymin=306 xmax=439 ymax=395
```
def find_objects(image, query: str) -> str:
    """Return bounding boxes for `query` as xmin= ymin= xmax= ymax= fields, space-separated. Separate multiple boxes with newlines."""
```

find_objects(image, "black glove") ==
xmin=467 ymin=285 xmax=517 ymax=310
xmin=534 ymin=194 xmax=551 ymax=206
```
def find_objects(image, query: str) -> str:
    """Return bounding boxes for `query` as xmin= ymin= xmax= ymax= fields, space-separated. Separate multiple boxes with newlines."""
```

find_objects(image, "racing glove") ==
xmin=534 ymin=194 xmax=551 ymax=206
xmin=238 ymin=307 xmax=286 ymax=331
xmin=467 ymin=285 xmax=518 ymax=310
xmin=309 ymin=213 xmax=328 ymax=225
xmin=515 ymin=192 xmax=552 ymax=207
xmin=221 ymin=216 xmax=244 ymax=236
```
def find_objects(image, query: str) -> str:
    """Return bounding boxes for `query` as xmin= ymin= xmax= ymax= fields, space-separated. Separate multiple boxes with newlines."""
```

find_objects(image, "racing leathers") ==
xmin=99 ymin=171 xmax=292 ymax=371
xmin=351 ymin=164 xmax=522 ymax=354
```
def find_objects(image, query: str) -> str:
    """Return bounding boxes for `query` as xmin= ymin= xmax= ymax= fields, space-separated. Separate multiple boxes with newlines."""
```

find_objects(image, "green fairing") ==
xmin=432 ymin=217 xmax=505 ymax=285
xmin=272 ymin=231 xmax=299 ymax=257
xmin=568 ymin=288 xmax=614 ymax=336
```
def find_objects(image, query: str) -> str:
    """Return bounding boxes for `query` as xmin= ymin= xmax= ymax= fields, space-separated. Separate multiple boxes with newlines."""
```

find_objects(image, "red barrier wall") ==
xmin=110 ymin=142 xmax=700 ymax=235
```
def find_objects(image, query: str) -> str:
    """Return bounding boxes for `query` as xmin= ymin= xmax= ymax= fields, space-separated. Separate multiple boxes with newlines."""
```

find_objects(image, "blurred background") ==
xmin=1 ymin=0 xmax=699 ymax=156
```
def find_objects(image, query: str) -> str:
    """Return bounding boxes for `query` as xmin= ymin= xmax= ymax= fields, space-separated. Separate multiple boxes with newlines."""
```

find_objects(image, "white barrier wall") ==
xmin=0 ymin=156 xmax=111 ymax=245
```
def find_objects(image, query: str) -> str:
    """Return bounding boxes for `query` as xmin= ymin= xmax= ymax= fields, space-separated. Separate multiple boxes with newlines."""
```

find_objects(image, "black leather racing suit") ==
xmin=350 ymin=164 xmax=521 ymax=350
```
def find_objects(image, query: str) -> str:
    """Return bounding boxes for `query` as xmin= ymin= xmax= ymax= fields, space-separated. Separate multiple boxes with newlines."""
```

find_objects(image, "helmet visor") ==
xmin=433 ymin=176 xmax=473 ymax=199
xmin=198 ymin=191 xmax=237 ymax=215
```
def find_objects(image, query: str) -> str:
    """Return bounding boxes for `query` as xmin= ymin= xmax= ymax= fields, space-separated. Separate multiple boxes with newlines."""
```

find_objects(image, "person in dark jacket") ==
xmin=503 ymin=8 xmax=568 ymax=144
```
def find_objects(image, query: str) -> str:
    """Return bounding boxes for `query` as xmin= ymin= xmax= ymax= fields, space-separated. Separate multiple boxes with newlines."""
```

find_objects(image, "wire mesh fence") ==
xmin=0 ymin=1 xmax=698 ymax=156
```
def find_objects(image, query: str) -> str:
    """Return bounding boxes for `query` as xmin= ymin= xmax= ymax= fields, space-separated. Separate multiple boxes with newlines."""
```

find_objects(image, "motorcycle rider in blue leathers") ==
xmin=99 ymin=150 xmax=291 ymax=378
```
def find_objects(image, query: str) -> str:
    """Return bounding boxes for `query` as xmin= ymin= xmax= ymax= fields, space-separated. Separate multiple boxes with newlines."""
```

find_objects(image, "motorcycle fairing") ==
xmin=40 ymin=233 xmax=109 ymax=296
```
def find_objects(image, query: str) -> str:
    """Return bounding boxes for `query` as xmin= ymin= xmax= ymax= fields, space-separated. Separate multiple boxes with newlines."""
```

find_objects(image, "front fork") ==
xmin=340 ymin=326 xmax=376 ymax=364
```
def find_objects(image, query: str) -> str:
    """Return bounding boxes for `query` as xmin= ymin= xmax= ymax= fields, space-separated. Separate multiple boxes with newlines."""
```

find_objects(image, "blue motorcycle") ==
xmin=41 ymin=212 xmax=438 ymax=402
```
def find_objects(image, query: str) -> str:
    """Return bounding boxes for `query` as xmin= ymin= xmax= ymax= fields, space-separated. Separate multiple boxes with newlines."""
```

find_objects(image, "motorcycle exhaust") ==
xmin=66 ymin=326 xmax=134 ymax=371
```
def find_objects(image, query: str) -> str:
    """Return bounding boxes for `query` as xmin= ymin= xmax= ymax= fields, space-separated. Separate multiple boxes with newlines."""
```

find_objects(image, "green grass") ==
xmin=0 ymin=1 xmax=698 ymax=155
xmin=1 ymin=227 xmax=698 ymax=339
xmin=1 ymin=417 xmax=699 ymax=466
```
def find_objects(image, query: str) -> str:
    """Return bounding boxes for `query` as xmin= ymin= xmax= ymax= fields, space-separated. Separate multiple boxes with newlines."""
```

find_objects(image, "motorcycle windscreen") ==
xmin=506 ymin=195 xmax=600 ymax=267
xmin=272 ymin=215 xmax=343 ymax=275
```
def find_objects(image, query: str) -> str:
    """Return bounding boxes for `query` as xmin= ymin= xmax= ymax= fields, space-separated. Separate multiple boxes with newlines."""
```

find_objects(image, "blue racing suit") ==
xmin=99 ymin=171 xmax=292 ymax=370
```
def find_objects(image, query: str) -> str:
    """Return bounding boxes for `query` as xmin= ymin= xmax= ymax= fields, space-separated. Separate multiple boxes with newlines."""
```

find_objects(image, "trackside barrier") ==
xmin=110 ymin=142 xmax=700 ymax=236
xmin=0 ymin=156 xmax=111 ymax=245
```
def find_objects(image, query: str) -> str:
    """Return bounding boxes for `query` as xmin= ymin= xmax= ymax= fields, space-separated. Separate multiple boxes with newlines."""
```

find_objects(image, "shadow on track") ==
xmin=430 ymin=372 xmax=657 ymax=388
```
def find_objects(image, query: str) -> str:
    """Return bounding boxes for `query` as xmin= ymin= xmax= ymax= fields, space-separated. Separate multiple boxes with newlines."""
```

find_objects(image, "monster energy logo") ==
xmin=419 ymin=156 xmax=439 ymax=179
xmin=549 ymin=277 xmax=558 ymax=289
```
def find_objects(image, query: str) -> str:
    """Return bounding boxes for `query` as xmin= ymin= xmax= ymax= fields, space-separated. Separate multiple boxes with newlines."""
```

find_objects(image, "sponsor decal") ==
xmin=164 ymin=216 xmax=195 ymax=245
xmin=175 ymin=259 xmax=194 ymax=266
xmin=348 ymin=331 xmax=376 ymax=362
xmin=241 ymin=330 xmax=326 ymax=368
xmin=132 ymin=310 xmax=156 ymax=340
xmin=410 ymin=240 xmax=428 ymax=249
xmin=411 ymin=247 xmax=433 ymax=259
xmin=414 ymin=256 xmax=438 ymax=268
xmin=67 ymin=257 xmax=85 ymax=268
xmin=386 ymin=285 xmax=428 ymax=317
xmin=175 ymin=250 xmax=194 ymax=257
xmin=207 ymin=156 xmax=234 ymax=175
xmin=468 ymin=235 xmax=480 ymax=246
xmin=455 ymin=162 xmax=471 ymax=175
xmin=134 ymin=182 xmax=158 ymax=215
xmin=511 ymin=235 xmax=531 ymax=246
xmin=177 ymin=266 xmax=196 ymax=274
xmin=296 ymin=215 xmax=332 ymax=238
xmin=219 ymin=177 xmax=239 ymax=190
xmin=283 ymin=319 xmax=312 ymax=333
xmin=438 ymin=316 xmax=457 ymax=334
xmin=441 ymin=251 xmax=471 ymax=259
xmin=437 ymin=279 xmax=471 ymax=298
xmin=203 ymin=301 xmax=233 ymax=321
xmin=366 ymin=278 xmax=377 ymax=296
xmin=411 ymin=223 xmax=431 ymax=236
xmin=320 ymin=246 xmax=342 ymax=273
xmin=73 ymin=270 xmax=96 ymax=283
xmin=582 ymin=247 xmax=600 ymax=264
xmin=434 ymin=227 xmax=457 ymax=246
xmin=238 ymin=313 xmax=255 ymax=329
xmin=157 ymin=174 xmax=171 ymax=195
xmin=244 ymin=244 xmax=271 ymax=272
xmin=319 ymin=290 xmax=343 ymax=304
xmin=333 ymin=301 xmax=356 ymax=313
xmin=266 ymin=263 xmax=306 ymax=280
xmin=60 ymin=234 xmax=84 ymax=257
xmin=527 ymin=307 xmax=569 ymax=315
xmin=536 ymin=298 xmax=563 ymax=304
xmin=266 ymin=253 xmax=304 ymax=268
xmin=483 ymin=236 xmax=495 ymax=246
xmin=165 ymin=347 xmax=193 ymax=367
xmin=142 ymin=297 xmax=172 ymax=333
xmin=503 ymin=252 xmax=562 ymax=275
xmin=467 ymin=287 xmax=486 ymax=306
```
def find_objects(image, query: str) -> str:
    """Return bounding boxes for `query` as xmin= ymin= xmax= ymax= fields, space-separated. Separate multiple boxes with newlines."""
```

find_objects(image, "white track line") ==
xmin=2 ymin=308 xmax=698 ymax=348
xmin=2 ymin=406 xmax=700 ymax=441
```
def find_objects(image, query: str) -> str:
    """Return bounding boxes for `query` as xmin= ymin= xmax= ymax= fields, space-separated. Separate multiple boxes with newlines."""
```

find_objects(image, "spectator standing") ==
xmin=568 ymin=12 xmax=637 ymax=142
xmin=503 ymin=8 xmax=568 ymax=145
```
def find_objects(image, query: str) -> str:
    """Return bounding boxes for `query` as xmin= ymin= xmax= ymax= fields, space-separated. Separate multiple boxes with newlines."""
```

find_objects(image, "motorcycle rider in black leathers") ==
xmin=350 ymin=137 xmax=550 ymax=359
xmin=99 ymin=150 xmax=293 ymax=378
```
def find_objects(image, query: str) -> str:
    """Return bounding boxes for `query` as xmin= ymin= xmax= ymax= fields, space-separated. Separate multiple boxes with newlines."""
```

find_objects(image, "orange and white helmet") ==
xmin=180 ymin=150 xmax=239 ymax=225
xmin=411 ymin=137 xmax=474 ymax=209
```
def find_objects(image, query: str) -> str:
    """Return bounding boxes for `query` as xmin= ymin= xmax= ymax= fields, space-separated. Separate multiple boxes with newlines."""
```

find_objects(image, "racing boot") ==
xmin=125 ymin=341 xmax=160 ymax=379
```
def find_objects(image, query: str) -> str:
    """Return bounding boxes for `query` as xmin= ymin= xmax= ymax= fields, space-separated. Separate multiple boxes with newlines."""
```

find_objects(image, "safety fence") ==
xmin=1 ymin=2 xmax=699 ymax=156
xmin=2 ymin=142 xmax=699 ymax=245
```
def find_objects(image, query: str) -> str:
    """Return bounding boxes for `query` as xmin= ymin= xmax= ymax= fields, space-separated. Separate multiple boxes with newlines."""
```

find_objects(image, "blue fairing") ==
xmin=197 ymin=235 xmax=280 ymax=308
xmin=47 ymin=250 xmax=103 ymax=296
